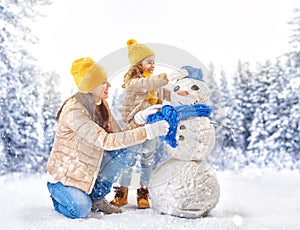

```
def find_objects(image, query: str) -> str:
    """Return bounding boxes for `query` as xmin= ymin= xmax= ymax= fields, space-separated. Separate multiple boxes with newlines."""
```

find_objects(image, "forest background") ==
xmin=0 ymin=0 xmax=299 ymax=175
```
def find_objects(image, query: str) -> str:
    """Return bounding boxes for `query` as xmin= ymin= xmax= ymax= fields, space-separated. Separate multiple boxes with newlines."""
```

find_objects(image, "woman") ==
xmin=46 ymin=57 xmax=169 ymax=219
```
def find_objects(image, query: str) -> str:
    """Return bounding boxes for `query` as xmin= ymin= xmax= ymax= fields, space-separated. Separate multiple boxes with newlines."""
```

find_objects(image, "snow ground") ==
xmin=0 ymin=170 xmax=299 ymax=230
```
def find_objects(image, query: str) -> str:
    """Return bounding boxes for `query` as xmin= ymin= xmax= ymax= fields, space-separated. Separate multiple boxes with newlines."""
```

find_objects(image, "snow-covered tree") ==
xmin=41 ymin=71 xmax=61 ymax=157
xmin=0 ymin=0 xmax=60 ymax=175
xmin=268 ymin=8 xmax=300 ymax=170
xmin=207 ymin=64 xmax=233 ymax=169
xmin=213 ymin=9 xmax=300 ymax=171
xmin=246 ymin=60 xmax=281 ymax=167
xmin=220 ymin=61 xmax=254 ymax=170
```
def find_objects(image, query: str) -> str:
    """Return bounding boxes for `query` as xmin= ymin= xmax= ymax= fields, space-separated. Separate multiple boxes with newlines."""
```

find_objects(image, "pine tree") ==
xmin=278 ymin=8 xmax=300 ymax=169
xmin=41 ymin=71 xmax=61 ymax=157
xmin=245 ymin=9 xmax=300 ymax=170
xmin=223 ymin=61 xmax=254 ymax=170
xmin=215 ymin=9 xmax=300 ymax=171
xmin=246 ymin=60 xmax=281 ymax=167
xmin=206 ymin=64 xmax=233 ymax=169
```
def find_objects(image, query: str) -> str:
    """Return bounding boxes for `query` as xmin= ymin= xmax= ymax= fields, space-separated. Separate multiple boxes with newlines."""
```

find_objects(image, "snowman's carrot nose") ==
xmin=177 ymin=91 xmax=189 ymax=96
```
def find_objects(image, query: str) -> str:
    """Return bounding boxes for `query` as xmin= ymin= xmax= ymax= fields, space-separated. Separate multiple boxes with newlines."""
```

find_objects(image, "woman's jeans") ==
xmin=47 ymin=148 xmax=135 ymax=218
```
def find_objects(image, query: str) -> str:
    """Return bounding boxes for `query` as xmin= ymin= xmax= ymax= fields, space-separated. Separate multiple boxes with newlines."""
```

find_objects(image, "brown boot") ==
xmin=137 ymin=187 xmax=150 ymax=209
xmin=110 ymin=186 xmax=128 ymax=207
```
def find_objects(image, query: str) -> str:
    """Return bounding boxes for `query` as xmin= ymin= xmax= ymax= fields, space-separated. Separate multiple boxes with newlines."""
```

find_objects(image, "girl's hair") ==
xmin=56 ymin=93 xmax=112 ymax=133
xmin=122 ymin=63 xmax=143 ymax=88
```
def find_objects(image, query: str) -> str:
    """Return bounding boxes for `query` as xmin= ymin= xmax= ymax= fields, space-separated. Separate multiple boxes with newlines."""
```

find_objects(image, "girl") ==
xmin=110 ymin=39 xmax=170 ymax=209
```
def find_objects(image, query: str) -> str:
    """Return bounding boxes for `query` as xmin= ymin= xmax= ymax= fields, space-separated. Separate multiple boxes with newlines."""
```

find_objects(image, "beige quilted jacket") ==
xmin=122 ymin=73 xmax=169 ymax=129
xmin=46 ymin=96 xmax=147 ymax=194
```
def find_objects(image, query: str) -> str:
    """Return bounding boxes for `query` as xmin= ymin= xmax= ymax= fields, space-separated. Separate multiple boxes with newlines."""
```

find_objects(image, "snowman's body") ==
xmin=149 ymin=66 xmax=220 ymax=218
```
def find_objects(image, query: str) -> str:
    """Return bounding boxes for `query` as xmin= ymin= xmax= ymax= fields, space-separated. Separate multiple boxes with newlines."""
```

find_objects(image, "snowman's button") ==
xmin=179 ymin=125 xmax=185 ymax=130
xmin=178 ymin=135 xmax=184 ymax=141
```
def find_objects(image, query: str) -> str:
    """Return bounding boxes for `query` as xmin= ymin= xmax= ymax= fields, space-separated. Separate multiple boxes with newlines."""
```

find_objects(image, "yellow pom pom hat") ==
xmin=70 ymin=57 xmax=107 ymax=93
xmin=127 ymin=39 xmax=155 ymax=66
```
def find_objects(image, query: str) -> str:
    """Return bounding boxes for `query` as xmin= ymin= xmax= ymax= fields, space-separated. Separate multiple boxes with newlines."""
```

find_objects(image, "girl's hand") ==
xmin=167 ymin=69 xmax=188 ymax=81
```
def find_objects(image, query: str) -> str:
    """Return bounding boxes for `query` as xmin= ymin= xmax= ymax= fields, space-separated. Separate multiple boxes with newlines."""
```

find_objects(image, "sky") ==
xmin=1 ymin=170 xmax=300 ymax=229
xmin=29 ymin=0 xmax=299 ymax=94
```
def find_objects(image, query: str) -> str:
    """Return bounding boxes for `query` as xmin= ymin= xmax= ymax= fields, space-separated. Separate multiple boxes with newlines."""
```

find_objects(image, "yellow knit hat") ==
xmin=70 ymin=57 xmax=107 ymax=93
xmin=127 ymin=39 xmax=155 ymax=66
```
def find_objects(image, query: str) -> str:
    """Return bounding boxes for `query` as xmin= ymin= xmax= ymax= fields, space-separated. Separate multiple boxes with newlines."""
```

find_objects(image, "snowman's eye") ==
xmin=191 ymin=85 xmax=199 ymax=91
xmin=174 ymin=85 xmax=180 ymax=92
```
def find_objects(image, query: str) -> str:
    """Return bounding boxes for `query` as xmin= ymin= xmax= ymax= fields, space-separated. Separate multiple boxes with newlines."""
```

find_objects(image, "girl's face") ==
xmin=91 ymin=80 xmax=111 ymax=104
xmin=141 ymin=56 xmax=155 ymax=74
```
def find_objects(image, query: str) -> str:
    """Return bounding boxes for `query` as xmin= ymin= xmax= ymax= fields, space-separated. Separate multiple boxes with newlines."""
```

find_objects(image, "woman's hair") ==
xmin=56 ymin=93 xmax=112 ymax=133
xmin=56 ymin=95 xmax=75 ymax=121
xmin=122 ymin=63 xmax=143 ymax=88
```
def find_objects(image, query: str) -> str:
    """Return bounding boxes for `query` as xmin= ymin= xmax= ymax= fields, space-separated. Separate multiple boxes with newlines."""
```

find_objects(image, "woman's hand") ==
xmin=134 ymin=104 xmax=163 ymax=125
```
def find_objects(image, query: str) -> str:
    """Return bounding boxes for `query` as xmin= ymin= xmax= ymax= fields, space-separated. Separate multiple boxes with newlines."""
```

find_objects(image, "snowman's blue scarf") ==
xmin=146 ymin=104 xmax=211 ymax=148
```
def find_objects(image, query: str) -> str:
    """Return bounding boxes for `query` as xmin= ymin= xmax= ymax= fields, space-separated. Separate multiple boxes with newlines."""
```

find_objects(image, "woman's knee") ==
xmin=47 ymin=182 xmax=92 ymax=219
xmin=59 ymin=194 xmax=92 ymax=219
xmin=73 ymin=196 xmax=92 ymax=218
xmin=68 ymin=188 xmax=92 ymax=218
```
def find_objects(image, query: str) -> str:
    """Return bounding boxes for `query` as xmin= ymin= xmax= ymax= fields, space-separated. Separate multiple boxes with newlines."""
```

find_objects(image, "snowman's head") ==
xmin=171 ymin=66 xmax=211 ymax=106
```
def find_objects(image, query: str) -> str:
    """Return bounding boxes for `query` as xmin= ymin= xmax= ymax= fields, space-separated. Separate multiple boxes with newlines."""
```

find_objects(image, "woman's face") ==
xmin=91 ymin=80 xmax=111 ymax=104
xmin=141 ymin=56 xmax=155 ymax=74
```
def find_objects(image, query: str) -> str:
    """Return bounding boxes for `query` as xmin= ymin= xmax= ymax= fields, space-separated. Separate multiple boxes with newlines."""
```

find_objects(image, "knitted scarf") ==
xmin=146 ymin=104 xmax=211 ymax=148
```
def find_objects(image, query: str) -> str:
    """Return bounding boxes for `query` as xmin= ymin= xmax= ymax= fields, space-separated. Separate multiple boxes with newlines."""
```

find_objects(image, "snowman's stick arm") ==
xmin=210 ymin=121 xmax=245 ymax=133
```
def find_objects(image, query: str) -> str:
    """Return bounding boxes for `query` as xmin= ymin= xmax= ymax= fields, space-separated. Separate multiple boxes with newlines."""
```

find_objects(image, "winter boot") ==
xmin=92 ymin=198 xmax=122 ymax=214
xmin=110 ymin=186 xmax=128 ymax=207
xmin=137 ymin=187 xmax=150 ymax=209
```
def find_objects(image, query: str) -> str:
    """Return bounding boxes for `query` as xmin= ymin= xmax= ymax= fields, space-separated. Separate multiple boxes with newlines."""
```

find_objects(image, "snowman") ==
xmin=147 ymin=66 xmax=220 ymax=218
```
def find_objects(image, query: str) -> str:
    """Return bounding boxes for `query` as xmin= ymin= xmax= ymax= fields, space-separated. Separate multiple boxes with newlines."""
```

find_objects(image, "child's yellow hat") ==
xmin=127 ymin=39 xmax=155 ymax=66
xmin=70 ymin=57 xmax=107 ymax=93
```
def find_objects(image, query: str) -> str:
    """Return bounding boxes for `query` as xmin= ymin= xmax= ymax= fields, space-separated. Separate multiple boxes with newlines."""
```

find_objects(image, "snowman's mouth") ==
xmin=178 ymin=100 xmax=199 ymax=105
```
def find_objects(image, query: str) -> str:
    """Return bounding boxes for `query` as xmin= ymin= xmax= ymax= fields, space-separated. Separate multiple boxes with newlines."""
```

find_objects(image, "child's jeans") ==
xmin=47 ymin=148 xmax=135 ymax=218
xmin=119 ymin=139 xmax=156 ymax=187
